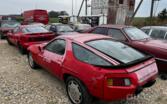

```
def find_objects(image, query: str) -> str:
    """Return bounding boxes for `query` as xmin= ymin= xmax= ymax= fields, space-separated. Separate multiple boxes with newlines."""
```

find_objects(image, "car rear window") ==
xmin=86 ymin=39 xmax=146 ymax=64
xmin=23 ymin=26 xmax=49 ymax=34
xmin=72 ymin=43 xmax=112 ymax=66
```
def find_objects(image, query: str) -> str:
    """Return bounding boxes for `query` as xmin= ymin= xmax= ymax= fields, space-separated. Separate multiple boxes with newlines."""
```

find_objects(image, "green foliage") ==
xmin=158 ymin=8 xmax=167 ymax=20
xmin=48 ymin=11 xmax=69 ymax=18
xmin=49 ymin=18 xmax=59 ymax=23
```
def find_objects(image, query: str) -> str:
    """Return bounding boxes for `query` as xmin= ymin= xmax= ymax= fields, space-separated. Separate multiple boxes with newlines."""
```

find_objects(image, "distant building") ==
xmin=91 ymin=0 xmax=135 ymax=25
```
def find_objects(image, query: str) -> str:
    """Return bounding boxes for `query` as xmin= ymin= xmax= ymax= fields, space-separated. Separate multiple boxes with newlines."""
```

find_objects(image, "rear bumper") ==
xmin=135 ymin=79 xmax=156 ymax=95
xmin=102 ymin=73 xmax=157 ymax=101
xmin=22 ymin=41 xmax=48 ymax=49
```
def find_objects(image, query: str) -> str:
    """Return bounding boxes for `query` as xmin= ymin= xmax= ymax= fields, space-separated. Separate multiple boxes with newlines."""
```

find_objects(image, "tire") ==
xmin=66 ymin=76 xmax=92 ymax=104
xmin=159 ymin=73 xmax=167 ymax=80
xmin=28 ymin=52 xmax=39 ymax=69
xmin=6 ymin=38 xmax=13 ymax=45
xmin=18 ymin=43 xmax=26 ymax=54
xmin=0 ymin=33 xmax=4 ymax=39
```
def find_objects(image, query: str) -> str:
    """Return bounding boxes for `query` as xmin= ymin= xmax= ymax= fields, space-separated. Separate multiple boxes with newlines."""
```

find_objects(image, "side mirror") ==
xmin=38 ymin=46 xmax=44 ymax=53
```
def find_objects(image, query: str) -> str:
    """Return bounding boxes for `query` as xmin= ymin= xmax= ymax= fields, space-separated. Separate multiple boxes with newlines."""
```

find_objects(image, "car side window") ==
xmin=72 ymin=43 xmax=112 ymax=66
xmin=91 ymin=27 xmax=108 ymax=35
xmin=165 ymin=34 xmax=167 ymax=40
xmin=108 ymin=29 xmax=126 ymax=41
xmin=45 ymin=39 xmax=66 ymax=55
xmin=13 ymin=27 xmax=20 ymax=33
xmin=142 ymin=29 xmax=150 ymax=34
xmin=151 ymin=29 xmax=165 ymax=39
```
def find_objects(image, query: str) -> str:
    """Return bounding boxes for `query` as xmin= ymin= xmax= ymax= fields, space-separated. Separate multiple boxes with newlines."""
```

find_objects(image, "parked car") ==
xmin=87 ymin=25 xmax=167 ymax=77
xmin=27 ymin=34 xmax=158 ymax=104
xmin=141 ymin=26 xmax=167 ymax=40
xmin=6 ymin=25 xmax=55 ymax=54
xmin=73 ymin=24 xmax=92 ymax=33
xmin=22 ymin=9 xmax=49 ymax=25
xmin=45 ymin=23 xmax=62 ymax=31
xmin=0 ymin=21 xmax=20 ymax=39
xmin=47 ymin=24 xmax=77 ymax=36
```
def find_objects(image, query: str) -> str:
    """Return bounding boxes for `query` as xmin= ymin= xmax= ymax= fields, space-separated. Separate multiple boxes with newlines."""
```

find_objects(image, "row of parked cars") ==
xmin=0 ymin=21 xmax=167 ymax=104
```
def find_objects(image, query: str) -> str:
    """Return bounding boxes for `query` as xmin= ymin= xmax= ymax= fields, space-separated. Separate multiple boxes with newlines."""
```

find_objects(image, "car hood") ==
xmin=135 ymin=39 xmax=167 ymax=50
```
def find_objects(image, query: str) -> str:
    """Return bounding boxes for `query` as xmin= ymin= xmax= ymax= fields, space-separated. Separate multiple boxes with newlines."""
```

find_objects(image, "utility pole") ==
xmin=85 ymin=0 xmax=88 ymax=16
xmin=77 ymin=0 xmax=84 ymax=17
xmin=72 ymin=0 xmax=74 ymax=16
xmin=150 ymin=0 xmax=154 ymax=19
xmin=130 ymin=0 xmax=143 ymax=24
xmin=150 ymin=0 xmax=160 ymax=24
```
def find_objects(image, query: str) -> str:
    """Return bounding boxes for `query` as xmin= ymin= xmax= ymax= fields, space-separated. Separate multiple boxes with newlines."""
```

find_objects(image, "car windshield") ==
xmin=23 ymin=26 xmax=49 ymax=34
xmin=77 ymin=24 xmax=91 ymax=30
xmin=1 ymin=21 xmax=20 ymax=28
xmin=57 ymin=25 xmax=74 ymax=32
xmin=86 ymin=39 xmax=146 ymax=64
xmin=124 ymin=27 xmax=150 ymax=40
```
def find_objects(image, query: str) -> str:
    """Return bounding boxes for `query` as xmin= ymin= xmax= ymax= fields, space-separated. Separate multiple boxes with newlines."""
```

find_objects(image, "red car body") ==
xmin=0 ymin=20 xmax=20 ymax=39
xmin=23 ymin=9 xmax=49 ymax=25
xmin=28 ymin=34 xmax=158 ymax=103
xmin=87 ymin=25 xmax=167 ymax=74
xmin=0 ymin=27 xmax=13 ymax=38
xmin=6 ymin=25 xmax=55 ymax=54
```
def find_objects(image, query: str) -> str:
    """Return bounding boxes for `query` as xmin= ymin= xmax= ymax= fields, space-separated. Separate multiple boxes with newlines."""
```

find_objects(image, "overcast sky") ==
xmin=0 ymin=0 xmax=166 ymax=17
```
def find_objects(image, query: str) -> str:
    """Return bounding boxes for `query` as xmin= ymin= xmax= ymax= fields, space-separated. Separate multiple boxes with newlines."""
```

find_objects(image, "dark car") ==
xmin=0 ymin=21 xmax=20 ymax=39
xmin=87 ymin=25 xmax=167 ymax=77
xmin=141 ymin=26 xmax=167 ymax=40
xmin=46 ymin=24 xmax=77 ymax=36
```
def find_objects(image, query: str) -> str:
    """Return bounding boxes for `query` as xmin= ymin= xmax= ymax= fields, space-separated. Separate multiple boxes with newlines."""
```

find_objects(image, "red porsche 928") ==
xmin=27 ymin=34 xmax=158 ymax=104
xmin=6 ymin=25 xmax=55 ymax=54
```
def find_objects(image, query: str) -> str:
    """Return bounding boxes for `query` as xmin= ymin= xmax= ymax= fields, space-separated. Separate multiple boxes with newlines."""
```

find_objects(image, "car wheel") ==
xmin=159 ymin=73 xmax=167 ymax=80
xmin=6 ymin=38 xmax=13 ymax=45
xmin=0 ymin=33 xmax=4 ymax=39
xmin=18 ymin=44 xmax=26 ymax=54
xmin=28 ymin=52 xmax=39 ymax=69
xmin=66 ymin=76 xmax=92 ymax=104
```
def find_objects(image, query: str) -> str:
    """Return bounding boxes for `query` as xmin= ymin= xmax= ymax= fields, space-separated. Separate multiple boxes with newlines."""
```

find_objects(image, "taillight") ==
xmin=107 ymin=78 xmax=131 ymax=86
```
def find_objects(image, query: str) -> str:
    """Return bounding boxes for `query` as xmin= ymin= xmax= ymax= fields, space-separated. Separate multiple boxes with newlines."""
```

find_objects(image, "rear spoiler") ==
xmin=92 ymin=55 xmax=154 ymax=69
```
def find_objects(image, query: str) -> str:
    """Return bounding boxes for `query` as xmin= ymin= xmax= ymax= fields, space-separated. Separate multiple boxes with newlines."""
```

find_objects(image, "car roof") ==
xmin=142 ymin=26 xmax=167 ymax=31
xmin=58 ymin=33 xmax=111 ymax=43
xmin=98 ymin=24 xmax=132 ymax=29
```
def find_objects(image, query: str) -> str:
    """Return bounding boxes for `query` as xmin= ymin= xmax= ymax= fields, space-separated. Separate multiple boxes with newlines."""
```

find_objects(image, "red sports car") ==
xmin=0 ymin=21 xmax=20 ymax=39
xmin=27 ymin=34 xmax=158 ymax=104
xmin=87 ymin=25 xmax=167 ymax=78
xmin=6 ymin=25 xmax=55 ymax=54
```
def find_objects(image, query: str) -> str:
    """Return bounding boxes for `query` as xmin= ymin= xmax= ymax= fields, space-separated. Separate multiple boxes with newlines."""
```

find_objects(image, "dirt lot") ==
xmin=0 ymin=40 xmax=167 ymax=104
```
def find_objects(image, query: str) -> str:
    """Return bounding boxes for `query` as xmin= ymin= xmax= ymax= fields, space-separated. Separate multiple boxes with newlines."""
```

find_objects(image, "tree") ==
xmin=158 ymin=8 xmax=167 ymax=20
xmin=59 ymin=11 xmax=69 ymax=16
xmin=48 ymin=11 xmax=69 ymax=18
xmin=48 ymin=11 xmax=60 ymax=18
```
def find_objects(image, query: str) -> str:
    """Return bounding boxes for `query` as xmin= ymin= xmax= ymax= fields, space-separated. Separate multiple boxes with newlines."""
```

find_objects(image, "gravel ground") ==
xmin=0 ymin=40 xmax=167 ymax=104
